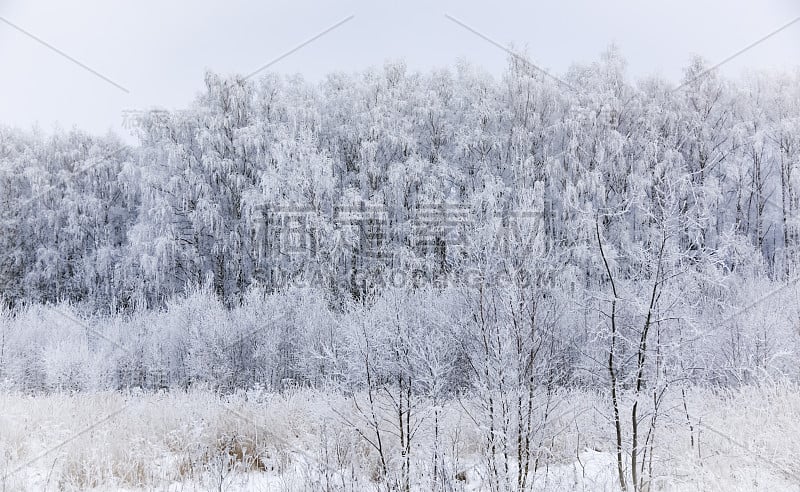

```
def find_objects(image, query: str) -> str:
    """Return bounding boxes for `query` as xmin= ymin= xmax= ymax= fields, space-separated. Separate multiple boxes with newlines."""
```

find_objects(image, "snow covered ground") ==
xmin=1 ymin=386 xmax=798 ymax=491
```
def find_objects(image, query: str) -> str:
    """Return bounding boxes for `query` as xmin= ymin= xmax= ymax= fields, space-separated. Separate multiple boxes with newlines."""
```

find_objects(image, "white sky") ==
xmin=1 ymin=0 xmax=799 ymax=139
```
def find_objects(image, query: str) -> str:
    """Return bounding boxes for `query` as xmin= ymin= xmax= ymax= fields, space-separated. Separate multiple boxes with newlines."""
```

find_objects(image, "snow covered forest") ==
xmin=2 ymin=50 xmax=800 ymax=490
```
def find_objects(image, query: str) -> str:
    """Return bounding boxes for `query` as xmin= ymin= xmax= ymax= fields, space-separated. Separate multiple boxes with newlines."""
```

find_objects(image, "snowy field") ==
xmin=1 ymin=386 xmax=799 ymax=491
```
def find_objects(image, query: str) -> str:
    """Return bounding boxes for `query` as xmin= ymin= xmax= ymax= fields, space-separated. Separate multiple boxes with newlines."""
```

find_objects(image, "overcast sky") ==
xmin=1 ymin=0 xmax=799 ymax=139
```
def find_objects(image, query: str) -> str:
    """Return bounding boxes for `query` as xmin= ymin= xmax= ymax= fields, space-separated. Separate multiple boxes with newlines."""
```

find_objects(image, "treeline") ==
xmin=1 ymin=48 xmax=799 ymax=310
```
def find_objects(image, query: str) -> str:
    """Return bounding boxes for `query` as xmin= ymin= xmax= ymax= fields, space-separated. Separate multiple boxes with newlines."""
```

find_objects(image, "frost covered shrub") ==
xmin=41 ymin=338 xmax=92 ymax=392
xmin=0 ymin=306 xmax=57 ymax=391
xmin=0 ymin=276 xmax=798 ymax=395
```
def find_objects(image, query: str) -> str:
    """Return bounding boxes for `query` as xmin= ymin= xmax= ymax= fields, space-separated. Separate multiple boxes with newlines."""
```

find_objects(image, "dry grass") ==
xmin=0 ymin=385 xmax=798 ymax=490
